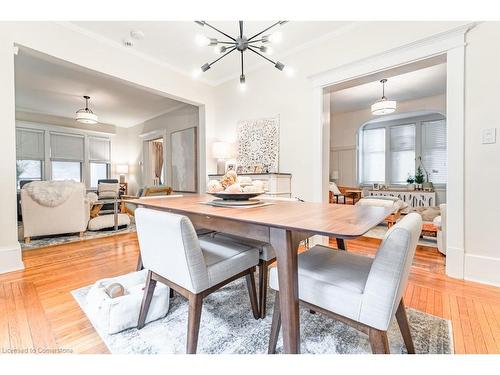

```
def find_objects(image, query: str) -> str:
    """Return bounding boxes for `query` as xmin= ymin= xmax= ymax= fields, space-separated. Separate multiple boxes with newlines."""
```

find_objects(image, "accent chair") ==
xmin=268 ymin=213 xmax=422 ymax=354
xmin=134 ymin=208 xmax=260 ymax=354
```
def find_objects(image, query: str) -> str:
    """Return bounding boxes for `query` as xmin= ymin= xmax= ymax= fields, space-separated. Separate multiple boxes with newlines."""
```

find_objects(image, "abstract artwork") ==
xmin=171 ymin=127 xmax=197 ymax=192
xmin=237 ymin=116 xmax=280 ymax=173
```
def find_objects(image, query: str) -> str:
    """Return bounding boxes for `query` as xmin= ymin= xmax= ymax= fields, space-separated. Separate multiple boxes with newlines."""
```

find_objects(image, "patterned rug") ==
xmin=72 ymin=277 xmax=453 ymax=354
xmin=19 ymin=222 xmax=136 ymax=251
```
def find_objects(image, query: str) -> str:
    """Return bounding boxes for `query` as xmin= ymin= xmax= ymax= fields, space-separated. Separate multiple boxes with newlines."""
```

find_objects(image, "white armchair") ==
xmin=434 ymin=204 xmax=446 ymax=255
xmin=21 ymin=181 xmax=90 ymax=243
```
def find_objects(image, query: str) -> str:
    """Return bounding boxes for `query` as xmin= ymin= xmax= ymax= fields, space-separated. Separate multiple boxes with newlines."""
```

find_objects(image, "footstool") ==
xmin=88 ymin=213 xmax=130 ymax=231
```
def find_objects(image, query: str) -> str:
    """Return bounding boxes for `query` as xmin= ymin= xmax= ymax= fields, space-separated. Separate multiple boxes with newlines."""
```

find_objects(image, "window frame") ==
xmin=16 ymin=121 xmax=112 ymax=190
xmin=357 ymin=113 xmax=446 ymax=188
xmin=89 ymin=161 xmax=111 ymax=188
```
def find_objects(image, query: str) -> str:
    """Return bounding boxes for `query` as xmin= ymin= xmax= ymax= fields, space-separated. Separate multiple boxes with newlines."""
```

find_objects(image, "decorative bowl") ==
xmin=207 ymin=191 xmax=265 ymax=201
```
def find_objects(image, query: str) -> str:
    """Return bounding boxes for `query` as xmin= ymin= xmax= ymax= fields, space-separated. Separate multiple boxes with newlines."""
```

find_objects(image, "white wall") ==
xmin=124 ymin=104 xmax=201 ymax=194
xmin=463 ymin=22 xmax=500 ymax=286
xmin=0 ymin=21 xmax=215 ymax=273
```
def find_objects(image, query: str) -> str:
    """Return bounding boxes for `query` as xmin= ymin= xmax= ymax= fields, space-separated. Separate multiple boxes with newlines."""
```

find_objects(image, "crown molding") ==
xmin=55 ymin=21 xmax=216 ymax=87
xmin=309 ymin=22 xmax=479 ymax=88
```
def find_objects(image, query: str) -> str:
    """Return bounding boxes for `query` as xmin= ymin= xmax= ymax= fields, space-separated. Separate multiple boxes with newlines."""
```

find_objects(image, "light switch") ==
xmin=482 ymin=128 xmax=496 ymax=144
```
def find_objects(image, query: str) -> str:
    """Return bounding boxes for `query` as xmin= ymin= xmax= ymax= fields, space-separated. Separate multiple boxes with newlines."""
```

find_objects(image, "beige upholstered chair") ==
xmin=134 ymin=208 xmax=260 ymax=353
xmin=21 ymin=181 xmax=90 ymax=243
xmin=268 ymin=213 xmax=422 ymax=354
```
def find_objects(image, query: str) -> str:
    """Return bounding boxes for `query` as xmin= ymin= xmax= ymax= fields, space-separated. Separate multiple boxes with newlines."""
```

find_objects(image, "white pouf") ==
xmin=85 ymin=270 xmax=169 ymax=334
xmin=88 ymin=213 xmax=131 ymax=231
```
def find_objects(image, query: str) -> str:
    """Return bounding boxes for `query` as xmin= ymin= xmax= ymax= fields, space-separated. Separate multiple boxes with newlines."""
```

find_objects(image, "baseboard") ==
xmin=0 ymin=242 xmax=24 ymax=274
xmin=445 ymin=245 xmax=464 ymax=279
xmin=464 ymin=253 xmax=500 ymax=287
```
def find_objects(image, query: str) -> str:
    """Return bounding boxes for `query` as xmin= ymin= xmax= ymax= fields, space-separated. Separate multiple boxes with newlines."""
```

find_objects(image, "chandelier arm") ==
xmin=218 ymin=41 xmax=238 ymax=45
xmin=247 ymin=46 xmax=277 ymax=65
xmin=203 ymin=22 xmax=236 ymax=41
xmin=247 ymin=39 xmax=266 ymax=44
xmin=248 ymin=21 xmax=283 ymax=42
xmin=239 ymin=21 xmax=243 ymax=38
xmin=206 ymin=47 xmax=237 ymax=68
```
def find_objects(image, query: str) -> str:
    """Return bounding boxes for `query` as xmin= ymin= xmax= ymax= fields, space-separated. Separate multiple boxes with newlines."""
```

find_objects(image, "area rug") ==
xmin=72 ymin=277 xmax=453 ymax=354
xmin=19 ymin=222 xmax=136 ymax=251
xmin=364 ymin=224 xmax=438 ymax=248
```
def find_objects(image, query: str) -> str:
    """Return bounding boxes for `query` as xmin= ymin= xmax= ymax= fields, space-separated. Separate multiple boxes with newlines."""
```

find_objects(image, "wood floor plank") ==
xmin=0 ymin=284 xmax=11 ymax=350
xmin=0 ymin=232 xmax=498 ymax=354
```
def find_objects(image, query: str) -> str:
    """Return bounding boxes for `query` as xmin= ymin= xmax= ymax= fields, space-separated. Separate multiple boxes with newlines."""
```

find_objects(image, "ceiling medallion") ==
xmin=194 ymin=21 xmax=293 ymax=90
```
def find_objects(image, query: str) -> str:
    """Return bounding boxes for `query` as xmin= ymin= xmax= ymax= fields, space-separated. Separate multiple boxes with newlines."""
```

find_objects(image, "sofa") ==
xmin=21 ymin=181 xmax=91 ymax=243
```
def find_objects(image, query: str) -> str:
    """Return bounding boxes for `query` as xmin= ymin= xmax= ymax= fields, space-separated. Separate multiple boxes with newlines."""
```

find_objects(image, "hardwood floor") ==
xmin=0 ymin=232 xmax=499 ymax=354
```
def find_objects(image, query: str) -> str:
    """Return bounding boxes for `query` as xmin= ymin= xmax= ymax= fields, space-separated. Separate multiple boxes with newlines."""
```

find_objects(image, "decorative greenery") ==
xmin=415 ymin=166 xmax=425 ymax=184
xmin=406 ymin=174 xmax=415 ymax=184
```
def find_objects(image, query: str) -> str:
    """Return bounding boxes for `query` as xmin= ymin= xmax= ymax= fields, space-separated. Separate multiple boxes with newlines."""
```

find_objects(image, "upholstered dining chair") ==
xmin=268 ymin=213 xmax=422 ymax=354
xmin=201 ymin=196 xmax=303 ymax=319
xmin=134 ymin=208 xmax=260 ymax=354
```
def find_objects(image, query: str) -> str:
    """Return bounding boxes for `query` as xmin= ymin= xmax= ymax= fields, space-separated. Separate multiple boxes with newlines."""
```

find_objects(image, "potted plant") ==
xmin=415 ymin=166 xmax=425 ymax=190
xmin=406 ymin=174 xmax=415 ymax=191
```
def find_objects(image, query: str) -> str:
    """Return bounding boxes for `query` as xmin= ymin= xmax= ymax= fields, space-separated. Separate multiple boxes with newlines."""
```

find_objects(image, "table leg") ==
xmin=114 ymin=199 xmax=118 ymax=231
xmin=269 ymin=227 xmax=300 ymax=354
xmin=336 ymin=238 xmax=346 ymax=250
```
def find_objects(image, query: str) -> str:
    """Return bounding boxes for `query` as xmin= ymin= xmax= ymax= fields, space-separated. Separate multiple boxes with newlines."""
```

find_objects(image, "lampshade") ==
xmin=331 ymin=170 xmax=339 ymax=180
xmin=116 ymin=164 xmax=129 ymax=174
xmin=212 ymin=141 xmax=233 ymax=159
xmin=371 ymin=99 xmax=397 ymax=115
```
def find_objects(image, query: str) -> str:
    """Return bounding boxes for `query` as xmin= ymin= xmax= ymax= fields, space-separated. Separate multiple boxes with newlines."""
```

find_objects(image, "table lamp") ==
xmin=116 ymin=164 xmax=129 ymax=183
xmin=212 ymin=141 xmax=233 ymax=174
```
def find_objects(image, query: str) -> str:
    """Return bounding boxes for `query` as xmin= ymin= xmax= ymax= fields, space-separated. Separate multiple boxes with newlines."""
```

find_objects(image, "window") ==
xmin=360 ymin=127 xmax=385 ymax=183
xmin=50 ymin=132 xmax=84 ymax=182
xmin=390 ymin=124 xmax=415 ymax=184
xmin=90 ymin=162 xmax=109 ymax=188
xmin=16 ymin=160 xmax=43 ymax=188
xmin=16 ymin=128 xmax=45 ymax=188
xmin=51 ymin=161 xmax=82 ymax=182
xmin=422 ymin=119 xmax=447 ymax=184
xmin=358 ymin=114 xmax=447 ymax=186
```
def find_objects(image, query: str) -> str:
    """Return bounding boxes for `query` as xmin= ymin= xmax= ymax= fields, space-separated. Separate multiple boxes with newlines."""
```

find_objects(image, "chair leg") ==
xmin=395 ymin=299 xmax=415 ymax=354
xmin=368 ymin=328 xmax=390 ymax=354
xmin=137 ymin=270 xmax=157 ymax=329
xmin=268 ymin=292 xmax=281 ymax=354
xmin=246 ymin=269 xmax=260 ymax=320
xmin=136 ymin=253 xmax=143 ymax=271
xmin=258 ymin=261 xmax=269 ymax=319
xmin=186 ymin=293 xmax=203 ymax=354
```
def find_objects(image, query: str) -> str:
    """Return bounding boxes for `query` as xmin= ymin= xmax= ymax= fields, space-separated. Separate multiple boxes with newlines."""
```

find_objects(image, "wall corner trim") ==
xmin=0 ymin=242 xmax=24 ymax=275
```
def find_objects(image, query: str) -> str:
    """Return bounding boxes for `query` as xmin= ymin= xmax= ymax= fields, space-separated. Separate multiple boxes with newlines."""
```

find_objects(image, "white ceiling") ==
xmin=69 ymin=21 xmax=353 ymax=85
xmin=15 ymin=49 xmax=187 ymax=128
xmin=331 ymin=63 xmax=447 ymax=113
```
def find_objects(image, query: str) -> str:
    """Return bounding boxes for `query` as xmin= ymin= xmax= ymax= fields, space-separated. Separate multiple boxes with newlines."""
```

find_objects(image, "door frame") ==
xmin=310 ymin=23 xmax=477 ymax=279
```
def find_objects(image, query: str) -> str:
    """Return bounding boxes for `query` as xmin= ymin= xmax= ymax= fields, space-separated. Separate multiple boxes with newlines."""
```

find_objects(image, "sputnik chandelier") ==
xmin=193 ymin=21 xmax=292 ymax=90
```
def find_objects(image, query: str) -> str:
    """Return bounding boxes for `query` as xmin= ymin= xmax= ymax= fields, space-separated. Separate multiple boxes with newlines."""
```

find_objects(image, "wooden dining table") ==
xmin=125 ymin=194 xmax=392 ymax=354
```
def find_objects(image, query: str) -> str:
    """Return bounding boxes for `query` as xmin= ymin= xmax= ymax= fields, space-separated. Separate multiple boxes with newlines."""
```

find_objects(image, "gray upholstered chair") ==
xmin=202 ymin=196 xmax=303 ymax=319
xmin=134 ymin=208 xmax=260 ymax=354
xmin=268 ymin=213 xmax=422 ymax=354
